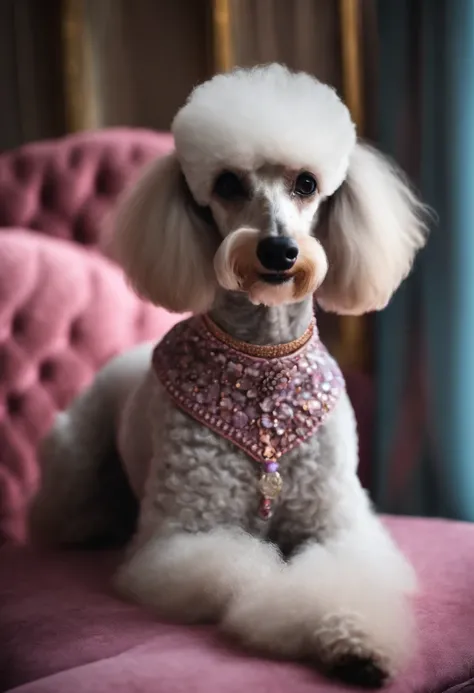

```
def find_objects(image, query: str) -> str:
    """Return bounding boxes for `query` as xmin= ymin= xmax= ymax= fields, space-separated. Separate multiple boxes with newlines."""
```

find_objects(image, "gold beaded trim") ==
xmin=202 ymin=316 xmax=316 ymax=358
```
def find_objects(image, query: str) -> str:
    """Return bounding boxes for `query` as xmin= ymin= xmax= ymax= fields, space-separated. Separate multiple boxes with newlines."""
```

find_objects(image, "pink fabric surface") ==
xmin=0 ymin=230 xmax=183 ymax=545
xmin=1 ymin=517 xmax=474 ymax=693
xmin=0 ymin=128 xmax=174 ymax=250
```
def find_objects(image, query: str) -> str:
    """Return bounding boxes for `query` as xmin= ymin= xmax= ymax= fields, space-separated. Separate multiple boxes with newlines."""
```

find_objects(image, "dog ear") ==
xmin=114 ymin=152 xmax=218 ymax=313
xmin=315 ymin=142 xmax=428 ymax=315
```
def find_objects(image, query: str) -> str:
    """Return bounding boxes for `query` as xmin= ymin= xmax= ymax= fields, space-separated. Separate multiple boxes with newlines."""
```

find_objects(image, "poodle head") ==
xmin=115 ymin=63 xmax=428 ymax=314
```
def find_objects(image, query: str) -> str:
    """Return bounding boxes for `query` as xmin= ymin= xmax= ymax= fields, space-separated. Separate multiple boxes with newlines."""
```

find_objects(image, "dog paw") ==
xmin=328 ymin=654 xmax=389 ymax=689
xmin=223 ymin=579 xmax=411 ymax=686
xmin=311 ymin=610 xmax=403 ymax=687
xmin=224 ymin=597 xmax=393 ymax=688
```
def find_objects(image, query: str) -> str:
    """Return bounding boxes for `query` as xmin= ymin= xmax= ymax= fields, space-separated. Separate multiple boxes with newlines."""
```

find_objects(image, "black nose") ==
xmin=256 ymin=237 xmax=299 ymax=272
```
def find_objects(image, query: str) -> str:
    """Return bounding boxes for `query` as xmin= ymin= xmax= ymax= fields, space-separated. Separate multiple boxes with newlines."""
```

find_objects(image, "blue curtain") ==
xmin=373 ymin=0 xmax=474 ymax=520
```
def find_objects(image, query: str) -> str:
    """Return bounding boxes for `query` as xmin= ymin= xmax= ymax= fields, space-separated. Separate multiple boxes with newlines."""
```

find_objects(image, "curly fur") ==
xmin=172 ymin=64 xmax=356 ymax=204
xmin=316 ymin=144 xmax=428 ymax=314
xmin=29 ymin=63 xmax=427 ymax=688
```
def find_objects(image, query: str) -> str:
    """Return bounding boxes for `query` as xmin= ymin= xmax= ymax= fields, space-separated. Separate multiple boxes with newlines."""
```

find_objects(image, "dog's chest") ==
xmin=153 ymin=316 xmax=344 ymax=519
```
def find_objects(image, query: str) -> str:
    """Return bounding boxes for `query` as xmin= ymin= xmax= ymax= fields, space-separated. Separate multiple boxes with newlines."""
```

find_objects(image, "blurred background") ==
xmin=1 ymin=0 xmax=473 ymax=523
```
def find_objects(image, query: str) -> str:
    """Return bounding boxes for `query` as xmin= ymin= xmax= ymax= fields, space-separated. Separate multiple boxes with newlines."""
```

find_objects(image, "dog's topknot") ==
xmin=172 ymin=63 xmax=356 ymax=205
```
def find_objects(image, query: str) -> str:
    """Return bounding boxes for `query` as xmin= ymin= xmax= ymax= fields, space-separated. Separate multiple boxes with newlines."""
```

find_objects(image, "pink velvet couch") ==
xmin=1 ymin=129 xmax=474 ymax=693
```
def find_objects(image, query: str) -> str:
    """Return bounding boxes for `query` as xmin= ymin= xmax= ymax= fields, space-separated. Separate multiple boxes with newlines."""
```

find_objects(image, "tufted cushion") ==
xmin=0 ymin=129 xmax=174 ymax=249
xmin=0 ymin=230 xmax=183 ymax=545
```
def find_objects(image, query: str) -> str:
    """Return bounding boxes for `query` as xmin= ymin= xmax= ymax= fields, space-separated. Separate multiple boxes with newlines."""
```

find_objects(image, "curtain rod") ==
xmin=61 ymin=0 xmax=97 ymax=132
xmin=211 ymin=0 xmax=234 ymax=72
xmin=338 ymin=0 xmax=368 ymax=371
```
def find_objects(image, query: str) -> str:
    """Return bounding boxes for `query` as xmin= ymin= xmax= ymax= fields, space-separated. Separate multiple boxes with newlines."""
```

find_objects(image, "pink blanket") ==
xmin=2 ymin=517 xmax=474 ymax=692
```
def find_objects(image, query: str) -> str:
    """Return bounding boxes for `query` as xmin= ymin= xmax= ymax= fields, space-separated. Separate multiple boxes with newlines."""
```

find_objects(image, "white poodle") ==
xmin=29 ymin=64 xmax=427 ymax=688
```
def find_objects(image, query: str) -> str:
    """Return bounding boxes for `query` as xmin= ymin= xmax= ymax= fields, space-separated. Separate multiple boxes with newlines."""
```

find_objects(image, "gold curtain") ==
xmin=61 ymin=0 xmax=344 ymax=130
xmin=61 ymin=0 xmax=213 ymax=132
xmin=61 ymin=0 xmax=97 ymax=131
xmin=335 ymin=0 xmax=367 ymax=371
xmin=215 ymin=0 xmax=342 ymax=88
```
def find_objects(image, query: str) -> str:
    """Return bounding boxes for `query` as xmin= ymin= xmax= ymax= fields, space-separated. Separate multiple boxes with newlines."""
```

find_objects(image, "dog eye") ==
xmin=294 ymin=172 xmax=317 ymax=197
xmin=213 ymin=171 xmax=247 ymax=200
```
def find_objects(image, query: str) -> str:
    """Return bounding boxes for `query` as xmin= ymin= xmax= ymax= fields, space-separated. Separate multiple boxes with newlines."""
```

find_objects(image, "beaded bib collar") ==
xmin=153 ymin=315 xmax=344 ymax=519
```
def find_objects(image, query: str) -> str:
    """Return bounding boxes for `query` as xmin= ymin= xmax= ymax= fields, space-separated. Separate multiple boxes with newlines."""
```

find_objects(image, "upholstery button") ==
xmin=39 ymin=360 xmax=56 ymax=381
xmin=68 ymin=148 xmax=83 ymax=168
xmin=40 ymin=178 xmax=56 ymax=209
xmin=95 ymin=167 xmax=123 ymax=196
xmin=29 ymin=217 xmax=43 ymax=231
xmin=74 ymin=215 xmax=94 ymax=245
xmin=95 ymin=169 xmax=110 ymax=195
xmin=7 ymin=393 xmax=23 ymax=415
xmin=0 ymin=200 xmax=8 ymax=226
xmin=13 ymin=156 xmax=34 ymax=182
xmin=70 ymin=320 xmax=82 ymax=343
xmin=131 ymin=147 xmax=146 ymax=164
xmin=12 ymin=313 xmax=26 ymax=336
xmin=135 ymin=310 xmax=146 ymax=330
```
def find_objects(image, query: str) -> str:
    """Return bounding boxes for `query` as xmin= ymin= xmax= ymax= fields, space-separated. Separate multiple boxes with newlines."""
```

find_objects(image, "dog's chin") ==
xmin=247 ymin=275 xmax=299 ymax=306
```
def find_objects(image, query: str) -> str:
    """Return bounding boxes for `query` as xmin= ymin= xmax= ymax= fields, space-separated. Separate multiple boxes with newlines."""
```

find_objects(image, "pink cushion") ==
xmin=0 ymin=230 xmax=183 ymax=545
xmin=1 ymin=517 xmax=474 ymax=692
xmin=0 ymin=129 xmax=174 ymax=250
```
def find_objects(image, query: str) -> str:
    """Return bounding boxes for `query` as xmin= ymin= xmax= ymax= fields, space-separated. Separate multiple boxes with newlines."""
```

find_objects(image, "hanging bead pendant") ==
xmin=259 ymin=497 xmax=273 ymax=520
xmin=257 ymin=468 xmax=283 ymax=520
xmin=258 ymin=471 xmax=283 ymax=499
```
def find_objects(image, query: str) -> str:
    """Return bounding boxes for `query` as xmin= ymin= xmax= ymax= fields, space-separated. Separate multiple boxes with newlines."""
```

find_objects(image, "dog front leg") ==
xmin=114 ymin=526 xmax=282 ymax=623
xmin=223 ymin=474 xmax=417 ymax=688
xmin=115 ymin=408 xmax=283 ymax=623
